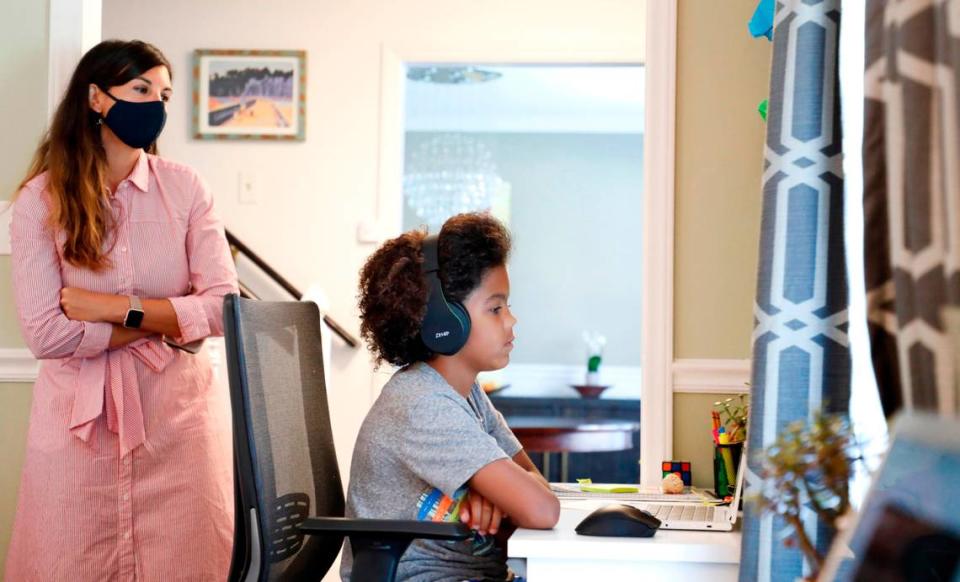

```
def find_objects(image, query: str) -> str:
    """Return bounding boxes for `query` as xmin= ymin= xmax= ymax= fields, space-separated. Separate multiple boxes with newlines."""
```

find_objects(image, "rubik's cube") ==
xmin=662 ymin=461 xmax=692 ymax=486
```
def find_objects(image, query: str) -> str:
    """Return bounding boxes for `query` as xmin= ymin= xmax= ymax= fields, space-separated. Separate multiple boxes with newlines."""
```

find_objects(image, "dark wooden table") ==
xmin=506 ymin=416 xmax=641 ymax=482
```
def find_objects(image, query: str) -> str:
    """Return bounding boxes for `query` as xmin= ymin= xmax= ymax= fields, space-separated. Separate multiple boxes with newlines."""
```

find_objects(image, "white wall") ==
xmin=102 ymin=0 xmax=647 ymax=479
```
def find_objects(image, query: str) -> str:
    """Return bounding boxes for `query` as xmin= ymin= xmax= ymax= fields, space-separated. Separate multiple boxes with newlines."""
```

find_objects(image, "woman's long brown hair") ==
xmin=17 ymin=40 xmax=171 ymax=271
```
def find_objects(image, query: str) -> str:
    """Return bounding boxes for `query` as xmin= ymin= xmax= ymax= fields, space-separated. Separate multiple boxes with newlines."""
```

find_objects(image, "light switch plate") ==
xmin=356 ymin=219 xmax=386 ymax=244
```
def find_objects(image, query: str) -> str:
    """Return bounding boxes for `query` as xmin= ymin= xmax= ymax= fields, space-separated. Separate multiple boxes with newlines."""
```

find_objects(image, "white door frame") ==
xmin=640 ymin=0 xmax=677 ymax=486
xmin=375 ymin=1 xmax=677 ymax=487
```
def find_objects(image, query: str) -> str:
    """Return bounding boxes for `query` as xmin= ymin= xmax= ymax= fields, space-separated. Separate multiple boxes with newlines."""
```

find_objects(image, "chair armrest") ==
xmin=300 ymin=516 xmax=471 ymax=541
xmin=303 ymin=517 xmax=471 ymax=581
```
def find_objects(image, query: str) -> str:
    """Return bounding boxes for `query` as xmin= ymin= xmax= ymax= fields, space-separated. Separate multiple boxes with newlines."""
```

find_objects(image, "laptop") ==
xmin=633 ymin=451 xmax=746 ymax=531
xmin=818 ymin=412 xmax=960 ymax=582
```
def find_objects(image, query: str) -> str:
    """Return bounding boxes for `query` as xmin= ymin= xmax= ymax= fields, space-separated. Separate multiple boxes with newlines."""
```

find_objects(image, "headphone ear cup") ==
xmin=449 ymin=302 xmax=471 ymax=350
xmin=420 ymin=274 xmax=470 ymax=355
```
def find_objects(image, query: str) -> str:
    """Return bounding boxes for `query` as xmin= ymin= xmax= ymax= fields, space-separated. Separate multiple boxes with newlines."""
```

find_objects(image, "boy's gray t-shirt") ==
xmin=340 ymin=362 xmax=523 ymax=582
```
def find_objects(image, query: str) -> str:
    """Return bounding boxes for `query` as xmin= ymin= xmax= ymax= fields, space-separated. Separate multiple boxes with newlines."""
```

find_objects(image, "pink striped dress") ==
xmin=5 ymin=151 xmax=238 ymax=581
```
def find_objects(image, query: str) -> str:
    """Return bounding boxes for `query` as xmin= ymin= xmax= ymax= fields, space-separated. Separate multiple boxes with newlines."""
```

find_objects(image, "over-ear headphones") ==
xmin=419 ymin=235 xmax=471 ymax=355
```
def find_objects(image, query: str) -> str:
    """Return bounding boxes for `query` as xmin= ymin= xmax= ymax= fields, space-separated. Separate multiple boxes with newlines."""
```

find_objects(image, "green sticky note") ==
xmin=758 ymin=98 xmax=768 ymax=121
xmin=576 ymin=479 xmax=639 ymax=494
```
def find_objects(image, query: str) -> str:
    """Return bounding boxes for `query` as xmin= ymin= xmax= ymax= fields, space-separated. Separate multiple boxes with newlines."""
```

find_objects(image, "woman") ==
xmin=4 ymin=40 xmax=237 ymax=581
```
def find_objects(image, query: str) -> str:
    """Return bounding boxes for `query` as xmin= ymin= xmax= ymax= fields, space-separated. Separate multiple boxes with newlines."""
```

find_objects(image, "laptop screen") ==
xmin=727 ymin=447 xmax=747 ymax=521
xmin=824 ymin=413 xmax=960 ymax=581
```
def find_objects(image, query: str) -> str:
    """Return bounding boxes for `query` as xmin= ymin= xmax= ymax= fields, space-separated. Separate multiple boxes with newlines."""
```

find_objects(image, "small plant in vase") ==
xmin=753 ymin=412 xmax=862 ymax=581
xmin=582 ymin=331 xmax=606 ymax=386
xmin=571 ymin=331 xmax=609 ymax=398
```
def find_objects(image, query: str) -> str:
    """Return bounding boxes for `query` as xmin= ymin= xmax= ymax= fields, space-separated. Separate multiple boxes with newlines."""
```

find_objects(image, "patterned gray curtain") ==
xmin=864 ymin=0 xmax=960 ymax=416
xmin=739 ymin=1 xmax=850 ymax=581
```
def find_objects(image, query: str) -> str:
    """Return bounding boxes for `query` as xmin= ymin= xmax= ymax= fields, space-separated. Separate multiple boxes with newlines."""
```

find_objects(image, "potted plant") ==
xmin=752 ymin=413 xmax=862 ymax=581
xmin=714 ymin=394 xmax=750 ymax=443
xmin=572 ymin=331 xmax=610 ymax=398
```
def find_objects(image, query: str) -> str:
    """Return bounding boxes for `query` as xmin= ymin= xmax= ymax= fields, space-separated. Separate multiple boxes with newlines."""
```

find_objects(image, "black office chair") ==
xmin=223 ymin=295 xmax=470 ymax=581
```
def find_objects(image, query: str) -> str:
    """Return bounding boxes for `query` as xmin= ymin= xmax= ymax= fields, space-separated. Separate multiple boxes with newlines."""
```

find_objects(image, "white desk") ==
xmin=508 ymin=500 xmax=741 ymax=581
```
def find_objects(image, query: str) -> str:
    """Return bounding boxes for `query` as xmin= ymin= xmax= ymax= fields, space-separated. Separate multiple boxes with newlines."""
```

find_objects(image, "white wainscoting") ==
xmin=482 ymin=358 xmax=751 ymax=399
xmin=0 ymin=332 xmax=322 ymax=389
xmin=0 ymin=352 xmax=752 ymax=396
xmin=0 ymin=340 xmax=232 ymax=386
xmin=0 ymin=348 xmax=39 ymax=382
xmin=672 ymin=359 xmax=752 ymax=394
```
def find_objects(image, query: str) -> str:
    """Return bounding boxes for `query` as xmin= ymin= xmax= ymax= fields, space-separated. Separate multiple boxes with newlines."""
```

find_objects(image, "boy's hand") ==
xmin=459 ymin=489 xmax=505 ymax=535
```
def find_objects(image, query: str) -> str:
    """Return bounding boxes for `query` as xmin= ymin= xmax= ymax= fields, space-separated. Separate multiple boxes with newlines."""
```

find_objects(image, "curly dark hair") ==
xmin=358 ymin=212 xmax=512 ymax=367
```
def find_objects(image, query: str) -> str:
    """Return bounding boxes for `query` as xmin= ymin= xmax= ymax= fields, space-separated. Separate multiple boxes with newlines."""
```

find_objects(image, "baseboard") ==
xmin=672 ymin=358 xmax=751 ymax=394
xmin=0 ymin=348 xmax=39 ymax=382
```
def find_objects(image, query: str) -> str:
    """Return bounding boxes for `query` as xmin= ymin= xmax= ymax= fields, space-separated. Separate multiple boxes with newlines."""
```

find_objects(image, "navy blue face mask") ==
xmin=98 ymin=90 xmax=167 ymax=150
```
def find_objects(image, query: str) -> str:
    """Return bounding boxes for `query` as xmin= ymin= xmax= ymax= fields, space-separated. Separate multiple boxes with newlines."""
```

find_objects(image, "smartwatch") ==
xmin=123 ymin=296 xmax=145 ymax=329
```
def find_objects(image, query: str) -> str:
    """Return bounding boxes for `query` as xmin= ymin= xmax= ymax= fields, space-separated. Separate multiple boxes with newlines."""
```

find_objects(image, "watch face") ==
xmin=125 ymin=309 xmax=145 ymax=329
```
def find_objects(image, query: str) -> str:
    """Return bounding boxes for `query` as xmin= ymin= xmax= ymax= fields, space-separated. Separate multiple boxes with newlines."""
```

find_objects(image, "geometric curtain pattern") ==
xmin=864 ymin=0 xmax=960 ymax=417
xmin=739 ymin=1 xmax=851 ymax=580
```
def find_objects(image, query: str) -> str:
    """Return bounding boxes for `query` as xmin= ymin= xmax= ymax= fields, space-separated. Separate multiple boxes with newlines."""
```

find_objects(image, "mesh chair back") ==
xmin=225 ymin=295 xmax=345 ymax=581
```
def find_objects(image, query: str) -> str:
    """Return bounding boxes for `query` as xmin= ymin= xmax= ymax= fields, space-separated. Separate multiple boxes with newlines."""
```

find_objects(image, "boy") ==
xmin=342 ymin=213 xmax=559 ymax=581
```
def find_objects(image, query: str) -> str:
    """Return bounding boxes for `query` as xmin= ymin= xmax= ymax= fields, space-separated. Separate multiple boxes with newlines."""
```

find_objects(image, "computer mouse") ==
xmin=575 ymin=504 xmax=661 ymax=538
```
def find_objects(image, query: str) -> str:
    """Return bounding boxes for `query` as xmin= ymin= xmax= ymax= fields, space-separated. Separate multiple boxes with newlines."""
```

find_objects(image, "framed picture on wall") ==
xmin=192 ymin=49 xmax=306 ymax=141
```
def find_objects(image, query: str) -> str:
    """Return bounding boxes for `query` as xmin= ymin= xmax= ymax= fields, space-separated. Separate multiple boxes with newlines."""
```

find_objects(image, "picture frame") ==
xmin=192 ymin=49 xmax=306 ymax=141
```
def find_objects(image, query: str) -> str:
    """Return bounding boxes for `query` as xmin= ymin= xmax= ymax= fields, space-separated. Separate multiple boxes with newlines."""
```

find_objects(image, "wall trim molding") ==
xmin=672 ymin=358 xmax=751 ymax=394
xmin=0 ymin=348 xmax=39 ymax=383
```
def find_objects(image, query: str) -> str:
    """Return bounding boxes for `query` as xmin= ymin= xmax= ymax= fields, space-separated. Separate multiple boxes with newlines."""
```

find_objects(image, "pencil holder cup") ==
xmin=712 ymin=441 xmax=743 ymax=498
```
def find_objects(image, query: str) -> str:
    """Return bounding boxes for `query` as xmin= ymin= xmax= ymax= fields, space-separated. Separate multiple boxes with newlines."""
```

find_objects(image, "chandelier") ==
xmin=403 ymin=133 xmax=509 ymax=229
xmin=406 ymin=66 xmax=502 ymax=85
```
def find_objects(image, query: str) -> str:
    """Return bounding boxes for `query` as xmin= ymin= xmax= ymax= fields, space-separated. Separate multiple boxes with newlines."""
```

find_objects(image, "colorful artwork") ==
xmin=192 ymin=49 xmax=306 ymax=140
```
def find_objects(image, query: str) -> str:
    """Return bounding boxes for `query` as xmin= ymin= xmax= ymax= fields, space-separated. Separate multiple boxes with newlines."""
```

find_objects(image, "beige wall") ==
xmin=0 ymin=258 xmax=26 ymax=349
xmin=674 ymin=0 xmax=767 ymax=360
xmin=0 ymin=383 xmax=32 ymax=574
xmin=671 ymin=0 xmax=768 ymax=483
xmin=674 ymin=392 xmax=741 ymax=489
xmin=0 ymin=0 xmax=46 ymax=573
